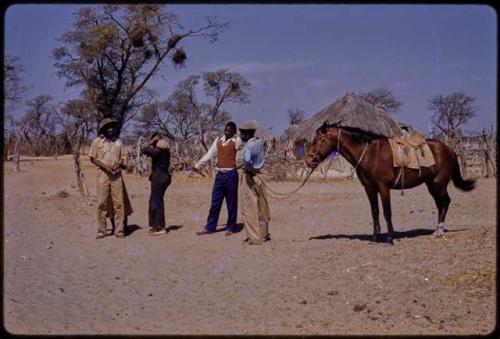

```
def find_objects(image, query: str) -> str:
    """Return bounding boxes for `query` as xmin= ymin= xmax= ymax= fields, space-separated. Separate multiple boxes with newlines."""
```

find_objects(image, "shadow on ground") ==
xmin=309 ymin=228 xmax=469 ymax=243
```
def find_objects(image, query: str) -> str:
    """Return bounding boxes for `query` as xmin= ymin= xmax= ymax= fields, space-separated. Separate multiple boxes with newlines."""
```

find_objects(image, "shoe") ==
xmin=225 ymin=230 xmax=236 ymax=237
xmin=150 ymin=229 xmax=166 ymax=236
xmin=105 ymin=230 xmax=114 ymax=236
xmin=196 ymin=229 xmax=214 ymax=236
xmin=115 ymin=231 xmax=125 ymax=238
xmin=96 ymin=232 xmax=106 ymax=239
xmin=248 ymin=240 xmax=263 ymax=245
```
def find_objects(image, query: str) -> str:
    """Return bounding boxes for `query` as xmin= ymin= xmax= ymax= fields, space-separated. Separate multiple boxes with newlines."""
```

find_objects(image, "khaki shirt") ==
xmin=89 ymin=136 xmax=126 ymax=168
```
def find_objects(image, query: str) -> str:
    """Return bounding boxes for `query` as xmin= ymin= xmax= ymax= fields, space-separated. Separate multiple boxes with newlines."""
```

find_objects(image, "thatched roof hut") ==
xmin=290 ymin=93 xmax=403 ymax=142
xmin=240 ymin=119 xmax=275 ymax=142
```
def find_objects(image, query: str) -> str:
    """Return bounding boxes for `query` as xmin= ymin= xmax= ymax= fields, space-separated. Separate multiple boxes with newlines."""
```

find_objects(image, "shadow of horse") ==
xmin=309 ymin=228 xmax=468 ymax=243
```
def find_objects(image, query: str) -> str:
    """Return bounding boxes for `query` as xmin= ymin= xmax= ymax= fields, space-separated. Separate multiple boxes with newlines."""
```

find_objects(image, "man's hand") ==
xmin=192 ymin=166 xmax=206 ymax=177
xmin=151 ymin=133 xmax=161 ymax=142
xmin=102 ymin=164 xmax=113 ymax=173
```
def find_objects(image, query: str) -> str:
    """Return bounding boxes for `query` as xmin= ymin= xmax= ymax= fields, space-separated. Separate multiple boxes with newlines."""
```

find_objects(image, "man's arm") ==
xmin=194 ymin=137 xmax=218 ymax=170
xmin=89 ymin=138 xmax=112 ymax=173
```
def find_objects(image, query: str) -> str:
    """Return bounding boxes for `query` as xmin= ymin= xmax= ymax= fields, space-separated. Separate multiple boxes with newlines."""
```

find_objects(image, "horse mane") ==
xmin=335 ymin=125 xmax=383 ymax=143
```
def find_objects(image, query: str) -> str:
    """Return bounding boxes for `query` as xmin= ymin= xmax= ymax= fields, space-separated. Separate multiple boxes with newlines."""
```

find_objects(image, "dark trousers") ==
xmin=148 ymin=175 xmax=171 ymax=230
xmin=205 ymin=169 xmax=239 ymax=232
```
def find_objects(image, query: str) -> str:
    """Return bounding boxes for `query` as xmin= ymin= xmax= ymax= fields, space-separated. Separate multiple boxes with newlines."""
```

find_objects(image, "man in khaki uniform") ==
xmin=238 ymin=121 xmax=271 ymax=245
xmin=90 ymin=118 xmax=132 ymax=239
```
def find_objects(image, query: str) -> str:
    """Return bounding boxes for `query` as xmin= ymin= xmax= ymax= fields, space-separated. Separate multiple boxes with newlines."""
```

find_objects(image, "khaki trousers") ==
xmin=97 ymin=171 xmax=125 ymax=233
xmin=240 ymin=171 xmax=271 ymax=244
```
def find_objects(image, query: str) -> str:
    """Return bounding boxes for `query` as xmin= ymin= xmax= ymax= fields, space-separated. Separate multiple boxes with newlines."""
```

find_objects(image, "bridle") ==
xmin=312 ymin=124 xmax=369 ymax=176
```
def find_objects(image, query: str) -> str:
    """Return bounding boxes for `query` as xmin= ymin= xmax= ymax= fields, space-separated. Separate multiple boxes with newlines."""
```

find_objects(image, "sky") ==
xmin=4 ymin=4 xmax=497 ymax=136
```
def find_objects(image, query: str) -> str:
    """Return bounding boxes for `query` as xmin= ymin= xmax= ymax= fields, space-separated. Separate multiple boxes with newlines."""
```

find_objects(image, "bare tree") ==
xmin=134 ymin=101 xmax=175 ymax=139
xmin=287 ymin=108 xmax=305 ymax=125
xmin=134 ymin=69 xmax=251 ymax=171
xmin=59 ymin=99 xmax=96 ymax=196
xmin=53 ymin=4 xmax=228 ymax=134
xmin=5 ymin=115 xmax=26 ymax=171
xmin=4 ymin=55 xmax=27 ymax=109
xmin=428 ymin=92 xmax=476 ymax=141
xmin=428 ymin=92 xmax=477 ymax=176
xmin=201 ymin=69 xmax=251 ymax=150
xmin=58 ymin=99 xmax=97 ymax=154
xmin=137 ymin=69 xmax=250 ymax=151
xmin=359 ymin=87 xmax=402 ymax=114
xmin=21 ymin=95 xmax=60 ymax=156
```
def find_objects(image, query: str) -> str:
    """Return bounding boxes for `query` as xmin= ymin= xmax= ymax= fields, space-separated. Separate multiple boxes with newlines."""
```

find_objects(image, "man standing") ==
xmin=90 ymin=118 xmax=131 ymax=239
xmin=239 ymin=121 xmax=271 ymax=245
xmin=193 ymin=121 xmax=242 ymax=236
xmin=141 ymin=133 xmax=172 ymax=236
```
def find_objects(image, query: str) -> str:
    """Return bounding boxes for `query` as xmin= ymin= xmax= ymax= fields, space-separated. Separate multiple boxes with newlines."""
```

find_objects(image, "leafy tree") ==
xmin=53 ymin=4 xmax=228 ymax=134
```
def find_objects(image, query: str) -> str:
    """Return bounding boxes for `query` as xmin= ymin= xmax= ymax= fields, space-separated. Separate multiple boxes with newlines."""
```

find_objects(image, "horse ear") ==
xmin=319 ymin=121 xmax=328 ymax=133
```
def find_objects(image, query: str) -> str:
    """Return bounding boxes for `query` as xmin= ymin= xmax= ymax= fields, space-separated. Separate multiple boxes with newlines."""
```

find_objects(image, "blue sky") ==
xmin=4 ymin=4 xmax=497 ymax=136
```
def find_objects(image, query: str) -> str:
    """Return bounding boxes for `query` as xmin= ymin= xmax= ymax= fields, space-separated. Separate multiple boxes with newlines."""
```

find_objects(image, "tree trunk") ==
xmin=13 ymin=133 xmax=23 ymax=172
xmin=15 ymin=142 xmax=21 ymax=172
xmin=73 ymin=138 xmax=90 ymax=197
xmin=136 ymin=136 xmax=144 ymax=175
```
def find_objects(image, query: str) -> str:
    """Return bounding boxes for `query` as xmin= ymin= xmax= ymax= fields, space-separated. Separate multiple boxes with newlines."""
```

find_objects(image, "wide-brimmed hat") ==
xmin=239 ymin=120 xmax=258 ymax=131
xmin=98 ymin=118 xmax=118 ymax=134
xmin=156 ymin=139 xmax=169 ymax=149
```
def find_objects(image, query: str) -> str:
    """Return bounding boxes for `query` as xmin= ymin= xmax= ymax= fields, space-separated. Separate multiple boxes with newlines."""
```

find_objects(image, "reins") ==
xmin=260 ymin=167 xmax=316 ymax=198
xmin=260 ymin=126 xmax=369 ymax=198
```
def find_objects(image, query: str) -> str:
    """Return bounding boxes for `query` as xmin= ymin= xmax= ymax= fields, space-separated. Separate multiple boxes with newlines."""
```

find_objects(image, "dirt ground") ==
xmin=3 ymin=156 xmax=496 ymax=335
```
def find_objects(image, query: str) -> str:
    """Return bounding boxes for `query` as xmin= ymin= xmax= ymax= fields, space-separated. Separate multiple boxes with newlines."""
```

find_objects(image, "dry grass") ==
xmin=444 ymin=265 xmax=495 ymax=298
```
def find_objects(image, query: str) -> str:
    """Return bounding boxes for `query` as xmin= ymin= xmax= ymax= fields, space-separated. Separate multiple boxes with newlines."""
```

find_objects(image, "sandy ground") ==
xmin=3 ymin=156 xmax=496 ymax=335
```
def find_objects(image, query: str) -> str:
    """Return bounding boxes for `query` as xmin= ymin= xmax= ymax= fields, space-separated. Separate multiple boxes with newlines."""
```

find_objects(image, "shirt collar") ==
xmin=222 ymin=135 xmax=236 ymax=142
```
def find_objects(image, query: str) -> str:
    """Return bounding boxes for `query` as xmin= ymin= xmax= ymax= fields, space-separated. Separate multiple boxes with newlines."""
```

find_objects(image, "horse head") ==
xmin=305 ymin=120 xmax=340 ymax=168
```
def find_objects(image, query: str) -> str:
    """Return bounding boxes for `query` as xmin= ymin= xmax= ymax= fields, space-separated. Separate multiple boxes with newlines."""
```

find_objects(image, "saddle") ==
xmin=387 ymin=125 xmax=436 ymax=170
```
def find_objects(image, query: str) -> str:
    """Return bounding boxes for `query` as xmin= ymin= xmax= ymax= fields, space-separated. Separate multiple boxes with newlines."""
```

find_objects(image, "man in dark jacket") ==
xmin=141 ymin=133 xmax=172 ymax=236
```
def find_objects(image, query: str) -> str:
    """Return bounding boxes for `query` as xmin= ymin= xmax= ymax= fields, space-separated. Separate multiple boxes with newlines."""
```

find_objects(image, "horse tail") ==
xmin=451 ymin=152 xmax=475 ymax=191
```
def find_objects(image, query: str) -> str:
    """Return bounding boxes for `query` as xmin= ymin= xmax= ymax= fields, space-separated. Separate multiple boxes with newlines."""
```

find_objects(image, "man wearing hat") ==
xmin=141 ymin=132 xmax=172 ymax=236
xmin=193 ymin=121 xmax=242 ymax=236
xmin=239 ymin=120 xmax=271 ymax=245
xmin=90 ymin=117 xmax=131 ymax=239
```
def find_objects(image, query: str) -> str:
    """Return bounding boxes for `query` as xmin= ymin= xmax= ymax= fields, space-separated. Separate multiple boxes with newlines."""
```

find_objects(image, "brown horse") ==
xmin=305 ymin=121 xmax=475 ymax=245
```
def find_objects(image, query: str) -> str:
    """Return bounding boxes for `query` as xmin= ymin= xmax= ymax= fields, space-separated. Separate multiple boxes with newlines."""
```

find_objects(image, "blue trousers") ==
xmin=205 ymin=169 xmax=239 ymax=232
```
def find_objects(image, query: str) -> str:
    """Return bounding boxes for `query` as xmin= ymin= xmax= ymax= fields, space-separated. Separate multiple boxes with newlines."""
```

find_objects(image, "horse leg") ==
xmin=379 ymin=186 xmax=395 ymax=245
xmin=425 ymin=182 xmax=451 ymax=237
xmin=364 ymin=187 xmax=381 ymax=242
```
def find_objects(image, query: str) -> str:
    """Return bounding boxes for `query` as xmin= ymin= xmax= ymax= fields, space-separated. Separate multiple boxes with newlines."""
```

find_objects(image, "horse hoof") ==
xmin=433 ymin=231 xmax=444 ymax=238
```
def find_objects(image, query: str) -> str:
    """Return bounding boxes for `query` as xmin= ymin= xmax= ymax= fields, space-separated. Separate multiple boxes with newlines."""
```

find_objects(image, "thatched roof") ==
xmin=290 ymin=93 xmax=403 ymax=142
xmin=240 ymin=119 xmax=275 ymax=141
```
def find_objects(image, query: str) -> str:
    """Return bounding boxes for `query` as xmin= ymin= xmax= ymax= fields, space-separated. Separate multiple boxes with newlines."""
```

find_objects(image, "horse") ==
xmin=305 ymin=120 xmax=475 ymax=245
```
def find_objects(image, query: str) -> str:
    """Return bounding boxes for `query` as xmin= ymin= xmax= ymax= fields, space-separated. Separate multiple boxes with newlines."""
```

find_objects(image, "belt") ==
xmin=216 ymin=168 xmax=236 ymax=173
